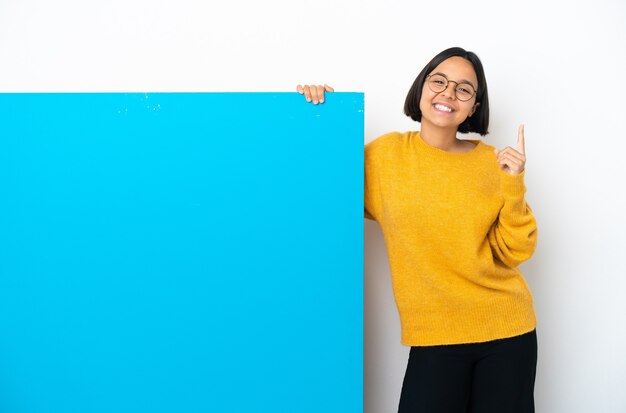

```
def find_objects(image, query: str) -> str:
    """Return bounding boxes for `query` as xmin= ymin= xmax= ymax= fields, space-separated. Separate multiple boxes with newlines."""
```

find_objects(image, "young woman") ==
xmin=298 ymin=47 xmax=538 ymax=413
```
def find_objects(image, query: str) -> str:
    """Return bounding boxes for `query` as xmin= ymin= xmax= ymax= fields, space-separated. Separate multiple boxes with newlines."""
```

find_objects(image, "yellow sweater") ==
xmin=365 ymin=131 xmax=538 ymax=346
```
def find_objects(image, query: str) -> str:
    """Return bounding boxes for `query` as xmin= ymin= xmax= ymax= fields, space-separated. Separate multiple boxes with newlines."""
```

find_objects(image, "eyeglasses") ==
xmin=426 ymin=73 xmax=477 ymax=102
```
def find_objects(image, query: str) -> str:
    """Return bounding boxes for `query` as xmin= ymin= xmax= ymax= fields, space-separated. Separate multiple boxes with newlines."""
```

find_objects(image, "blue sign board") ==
xmin=0 ymin=92 xmax=364 ymax=412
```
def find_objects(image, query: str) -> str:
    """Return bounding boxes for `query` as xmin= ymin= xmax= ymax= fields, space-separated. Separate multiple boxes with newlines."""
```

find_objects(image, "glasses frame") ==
xmin=426 ymin=73 xmax=477 ymax=102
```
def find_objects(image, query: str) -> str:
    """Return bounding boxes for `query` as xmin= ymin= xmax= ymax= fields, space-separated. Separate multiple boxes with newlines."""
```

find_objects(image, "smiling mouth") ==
xmin=433 ymin=103 xmax=454 ymax=113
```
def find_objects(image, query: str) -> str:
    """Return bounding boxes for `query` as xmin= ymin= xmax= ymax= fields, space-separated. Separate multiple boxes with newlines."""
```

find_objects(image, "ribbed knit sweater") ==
xmin=365 ymin=131 xmax=538 ymax=346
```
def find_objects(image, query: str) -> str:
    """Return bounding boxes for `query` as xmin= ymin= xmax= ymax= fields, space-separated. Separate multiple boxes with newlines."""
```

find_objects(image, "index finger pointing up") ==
xmin=517 ymin=124 xmax=525 ymax=154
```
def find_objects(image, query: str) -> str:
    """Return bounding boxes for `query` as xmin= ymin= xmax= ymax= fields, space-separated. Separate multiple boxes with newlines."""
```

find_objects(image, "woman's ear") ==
xmin=469 ymin=102 xmax=480 ymax=117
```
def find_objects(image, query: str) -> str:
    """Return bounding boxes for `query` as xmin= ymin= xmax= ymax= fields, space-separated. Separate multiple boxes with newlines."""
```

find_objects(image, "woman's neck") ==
xmin=419 ymin=122 xmax=459 ymax=151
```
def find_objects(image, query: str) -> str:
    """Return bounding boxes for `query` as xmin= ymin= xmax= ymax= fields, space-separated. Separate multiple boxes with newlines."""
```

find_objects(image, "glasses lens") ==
xmin=455 ymin=83 xmax=476 ymax=101
xmin=427 ymin=74 xmax=447 ymax=93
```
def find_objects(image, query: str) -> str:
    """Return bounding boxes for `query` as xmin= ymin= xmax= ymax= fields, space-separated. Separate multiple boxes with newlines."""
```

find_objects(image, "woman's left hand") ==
xmin=495 ymin=124 xmax=526 ymax=175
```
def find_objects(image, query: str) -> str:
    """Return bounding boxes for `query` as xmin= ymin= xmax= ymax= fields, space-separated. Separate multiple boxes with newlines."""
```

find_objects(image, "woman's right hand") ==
xmin=296 ymin=84 xmax=334 ymax=105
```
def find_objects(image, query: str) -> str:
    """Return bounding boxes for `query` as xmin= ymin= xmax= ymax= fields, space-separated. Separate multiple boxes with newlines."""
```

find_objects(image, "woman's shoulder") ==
xmin=365 ymin=131 xmax=410 ymax=150
xmin=364 ymin=132 xmax=409 ymax=164
xmin=476 ymin=139 xmax=496 ymax=152
xmin=473 ymin=140 xmax=500 ymax=164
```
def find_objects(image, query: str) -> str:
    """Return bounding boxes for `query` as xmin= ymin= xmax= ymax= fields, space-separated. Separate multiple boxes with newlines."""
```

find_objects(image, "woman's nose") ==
xmin=440 ymin=81 xmax=457 ymax=100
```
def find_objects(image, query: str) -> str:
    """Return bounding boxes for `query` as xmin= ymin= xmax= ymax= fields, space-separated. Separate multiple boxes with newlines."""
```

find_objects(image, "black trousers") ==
xmin=398 ymin=329 xmax=537 ymax=413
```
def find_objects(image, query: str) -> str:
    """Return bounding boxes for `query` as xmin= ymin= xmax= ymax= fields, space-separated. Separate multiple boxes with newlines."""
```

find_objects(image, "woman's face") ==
xmin=419 ymin=56 xmax=479 ymax=131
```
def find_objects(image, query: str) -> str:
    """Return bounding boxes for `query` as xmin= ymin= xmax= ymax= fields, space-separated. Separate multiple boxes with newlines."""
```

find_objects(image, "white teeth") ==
xmin=434 ymin=104 xmax=452 ymax=112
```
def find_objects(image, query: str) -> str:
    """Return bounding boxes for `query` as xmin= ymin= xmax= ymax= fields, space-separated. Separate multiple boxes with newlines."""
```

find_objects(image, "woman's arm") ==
xmin=296 ymin=84 xmax=376 ymax=221
xmin=488 ymin=171 xmax=538 ymax=268
xmin=488 ymin=125 xmax=538 ymax=267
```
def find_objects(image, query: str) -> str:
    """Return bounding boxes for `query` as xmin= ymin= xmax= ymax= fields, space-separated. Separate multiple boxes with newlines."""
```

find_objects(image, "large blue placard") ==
xmin=0 ymin=93 xmax=364 ymax=413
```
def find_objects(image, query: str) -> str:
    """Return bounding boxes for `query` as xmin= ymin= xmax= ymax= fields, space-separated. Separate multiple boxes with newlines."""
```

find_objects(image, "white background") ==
xmin=1 ymin=0 xmax=625 ymax=411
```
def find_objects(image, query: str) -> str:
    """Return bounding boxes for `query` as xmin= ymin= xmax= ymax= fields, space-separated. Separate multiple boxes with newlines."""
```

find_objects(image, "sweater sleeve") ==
xmin=487 ymin=170 xmax=538 ymax=268
xmin=364 ymin=138 xmax=384 ymax=221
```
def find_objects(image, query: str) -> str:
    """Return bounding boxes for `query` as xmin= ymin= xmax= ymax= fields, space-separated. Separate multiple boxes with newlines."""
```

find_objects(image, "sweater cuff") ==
xmin=500 ymin=169 xmax=527 ymax=198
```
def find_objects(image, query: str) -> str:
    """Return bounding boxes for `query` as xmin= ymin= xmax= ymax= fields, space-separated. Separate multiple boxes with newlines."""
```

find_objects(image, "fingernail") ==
xmin=320 ymin=99 xmax=324 ymax=104
xmin=313 ymin=100 xmax=318 ymax=104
